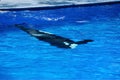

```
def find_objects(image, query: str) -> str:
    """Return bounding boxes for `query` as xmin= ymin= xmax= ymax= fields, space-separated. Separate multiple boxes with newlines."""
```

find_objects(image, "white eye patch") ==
xmin=63 ymin=42 xmax=69 ymax=45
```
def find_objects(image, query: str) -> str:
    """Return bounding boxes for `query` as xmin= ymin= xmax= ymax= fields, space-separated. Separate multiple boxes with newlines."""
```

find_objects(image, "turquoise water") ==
xmin=0 ymin=4 xmax=120 ymax=80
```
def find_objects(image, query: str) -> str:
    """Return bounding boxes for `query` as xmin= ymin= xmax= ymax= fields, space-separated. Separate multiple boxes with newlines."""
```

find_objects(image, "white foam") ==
xmin=42 ymin=16 xmax=65 ymax=21
xmin=0 ymin=11 xmax=9 ymax=14
xmin=76 ymin=20 xmax=89 ymax=23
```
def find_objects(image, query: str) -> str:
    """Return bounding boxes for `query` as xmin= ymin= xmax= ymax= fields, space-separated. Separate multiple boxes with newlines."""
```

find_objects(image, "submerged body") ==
xmin=15 ymin=24 xmax=93 ymax=49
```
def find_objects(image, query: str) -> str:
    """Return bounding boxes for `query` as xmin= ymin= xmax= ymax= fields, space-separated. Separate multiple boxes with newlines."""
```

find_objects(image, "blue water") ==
xmin=0 ymin=4 xmax=120 ymax=80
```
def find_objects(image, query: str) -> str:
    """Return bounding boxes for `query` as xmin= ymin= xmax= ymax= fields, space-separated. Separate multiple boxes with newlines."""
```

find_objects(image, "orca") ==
xmin=15 ymin=24 xmax=93 ymax=49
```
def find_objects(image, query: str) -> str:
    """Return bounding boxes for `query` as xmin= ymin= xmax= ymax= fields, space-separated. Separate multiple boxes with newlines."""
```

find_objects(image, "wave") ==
xmin=0 ymin=11 xmax=9 ymax=14
xmin=42 ymin=16 xmax=65 ymax=21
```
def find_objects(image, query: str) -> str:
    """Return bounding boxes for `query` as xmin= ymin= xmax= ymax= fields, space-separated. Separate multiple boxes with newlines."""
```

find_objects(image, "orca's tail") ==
xmin=76 ymin=39 xmax=93 ymax=44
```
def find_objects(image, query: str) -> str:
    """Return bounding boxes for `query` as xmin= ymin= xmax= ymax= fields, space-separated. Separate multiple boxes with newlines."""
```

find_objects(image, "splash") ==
xmin=42 ymin=16 xmax=65 ymax=21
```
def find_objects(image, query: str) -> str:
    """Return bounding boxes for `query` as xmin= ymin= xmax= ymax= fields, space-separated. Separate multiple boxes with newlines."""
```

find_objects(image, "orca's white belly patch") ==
xmin=70 ymin=44 xmax=78 ymax=49
xmin=31 ymin=33 xmax=43 ymax=36
xmin=39 ymin=30 xmax=53 ymax=34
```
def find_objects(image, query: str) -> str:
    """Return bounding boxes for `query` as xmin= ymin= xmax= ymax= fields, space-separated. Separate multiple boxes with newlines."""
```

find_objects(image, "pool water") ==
xmin=0 ymin=4 xmax=120 ymax=80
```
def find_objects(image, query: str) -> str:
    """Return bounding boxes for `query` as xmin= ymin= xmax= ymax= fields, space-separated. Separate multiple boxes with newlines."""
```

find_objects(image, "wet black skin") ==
xmin=15 ymin=24 xmax=93 ymax=48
